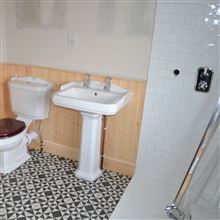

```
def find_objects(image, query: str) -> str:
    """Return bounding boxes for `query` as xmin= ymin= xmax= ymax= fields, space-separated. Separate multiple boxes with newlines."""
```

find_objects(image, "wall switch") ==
xmin=67 ymin=32 xmax=77 ymax=48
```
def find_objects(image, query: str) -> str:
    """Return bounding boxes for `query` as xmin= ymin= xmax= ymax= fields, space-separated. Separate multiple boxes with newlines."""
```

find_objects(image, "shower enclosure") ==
xmin=166 ymin=98 xmax=220 ymax=219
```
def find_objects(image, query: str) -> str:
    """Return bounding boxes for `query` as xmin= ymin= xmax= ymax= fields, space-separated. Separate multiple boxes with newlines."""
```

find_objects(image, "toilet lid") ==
xmin=0 ymin=118 xmax=26 ymax=138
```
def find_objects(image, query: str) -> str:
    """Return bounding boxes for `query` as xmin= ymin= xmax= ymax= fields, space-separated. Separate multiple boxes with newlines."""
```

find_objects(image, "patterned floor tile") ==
xmin=0 ymin=150 xmax=130 ymax=220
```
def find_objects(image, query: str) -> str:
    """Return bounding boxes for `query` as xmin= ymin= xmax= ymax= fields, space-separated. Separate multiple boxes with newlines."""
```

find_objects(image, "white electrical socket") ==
xmin=67 ymin=32 xmax=77 ymax=48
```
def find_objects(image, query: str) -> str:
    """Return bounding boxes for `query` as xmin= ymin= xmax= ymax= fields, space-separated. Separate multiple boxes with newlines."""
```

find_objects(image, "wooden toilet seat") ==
xmin=0 ymin=118 xmax=26 ymax=138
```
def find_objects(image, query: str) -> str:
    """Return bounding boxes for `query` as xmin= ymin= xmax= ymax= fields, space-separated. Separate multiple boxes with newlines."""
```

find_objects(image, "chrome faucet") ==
xmin=83 ymin=73 xmax=91 ymax=88
xmin=104 ymin=76 xmax=112 ymax=91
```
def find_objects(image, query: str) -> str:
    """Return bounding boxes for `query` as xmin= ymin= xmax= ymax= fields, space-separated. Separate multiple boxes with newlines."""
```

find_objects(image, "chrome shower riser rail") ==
xmin=166 ymin=97 xmax=220 ymax=220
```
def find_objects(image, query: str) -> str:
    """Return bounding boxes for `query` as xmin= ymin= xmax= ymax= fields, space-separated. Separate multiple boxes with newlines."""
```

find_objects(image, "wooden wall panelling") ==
xmin=0 ymin=64 xmax=9 ymax=118
xmin=1 ymin=64 xmax=147 ymax=176
xmin=12 ymin=65 xmax=83 ymax=158
xmin=0 ymin=64 xmax=4 ymax=119
xmin=103 ymin=80 xmax=146 ymax=175
xmin=0 ymin=64 xmax=3 ymax=119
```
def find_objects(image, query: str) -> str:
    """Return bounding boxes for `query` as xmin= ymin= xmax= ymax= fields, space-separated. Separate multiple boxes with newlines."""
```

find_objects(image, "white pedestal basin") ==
xmin=52 ymin=80 xmax=132 ymax=181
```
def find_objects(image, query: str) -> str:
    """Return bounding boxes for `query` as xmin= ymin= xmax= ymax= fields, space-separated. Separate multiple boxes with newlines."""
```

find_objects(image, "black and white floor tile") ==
xmin=0 ymin=150 xmax=131 ymax=220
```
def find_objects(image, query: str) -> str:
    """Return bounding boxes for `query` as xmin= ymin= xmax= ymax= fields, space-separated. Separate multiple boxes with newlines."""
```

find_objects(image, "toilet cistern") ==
xmin=52 ymin=78 xmax=133 ymax=182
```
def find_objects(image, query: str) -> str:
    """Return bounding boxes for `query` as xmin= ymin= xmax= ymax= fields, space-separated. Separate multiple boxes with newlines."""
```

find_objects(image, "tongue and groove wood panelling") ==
xmin=0 ymin=63 xmax=146 ymax=176
xmin=0 ymin=64 xmax=4 ymax=119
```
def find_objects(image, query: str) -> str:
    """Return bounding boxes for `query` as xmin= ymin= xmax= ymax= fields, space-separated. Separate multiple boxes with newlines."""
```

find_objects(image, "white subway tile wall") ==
xmin=136 ymin=0 xmax=219 ymax=194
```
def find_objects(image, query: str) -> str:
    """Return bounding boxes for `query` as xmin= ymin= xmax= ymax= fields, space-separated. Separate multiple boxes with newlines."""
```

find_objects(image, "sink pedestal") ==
xmin=75 ymin=112 xmax=103 ymax=182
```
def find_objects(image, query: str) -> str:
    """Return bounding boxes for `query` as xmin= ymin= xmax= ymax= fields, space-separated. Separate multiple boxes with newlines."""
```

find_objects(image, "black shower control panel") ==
xmin=195 ymin=67 xmax=213 ymax=92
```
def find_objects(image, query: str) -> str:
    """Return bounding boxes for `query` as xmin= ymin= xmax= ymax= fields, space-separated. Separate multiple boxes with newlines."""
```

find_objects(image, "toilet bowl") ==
xmin=0 ymin=76 xmax=52 ymax=174
xmin=0 ymin=119 xmax=29 ymax=173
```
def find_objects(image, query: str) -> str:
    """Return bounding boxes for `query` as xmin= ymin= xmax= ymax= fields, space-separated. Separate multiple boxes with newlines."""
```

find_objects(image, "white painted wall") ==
xmin=136 ymin=0 xmax=219 ymax=196
xmin=5 ymin=1 xmax=156 ymax=80
xmin=0 ymin=1 xmax=7 ymax=63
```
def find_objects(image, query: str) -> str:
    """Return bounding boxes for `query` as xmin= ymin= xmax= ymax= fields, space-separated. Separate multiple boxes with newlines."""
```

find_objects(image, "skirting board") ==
xmin=103 ymin=156 xmax=135 ymax=177
xmin=29 ymin=140 xmax=134 ymax=176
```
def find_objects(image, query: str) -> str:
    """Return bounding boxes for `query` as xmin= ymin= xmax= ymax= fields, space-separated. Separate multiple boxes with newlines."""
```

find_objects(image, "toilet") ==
xmin=0 ymin=76 xmax=52 ymax=174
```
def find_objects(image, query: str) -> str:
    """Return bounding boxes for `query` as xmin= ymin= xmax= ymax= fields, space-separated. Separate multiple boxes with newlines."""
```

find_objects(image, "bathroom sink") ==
xmin=52 ymin=80 xmax=132 ymax=115
xmin=52 ymin=79 xmax=132 ymax=182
